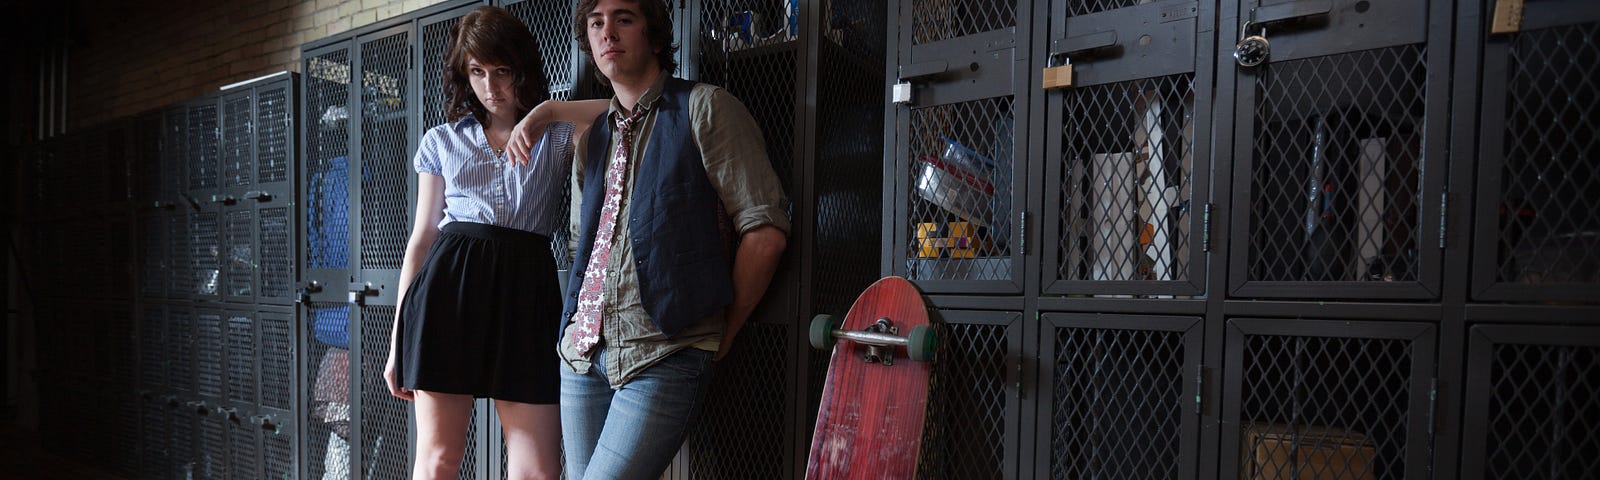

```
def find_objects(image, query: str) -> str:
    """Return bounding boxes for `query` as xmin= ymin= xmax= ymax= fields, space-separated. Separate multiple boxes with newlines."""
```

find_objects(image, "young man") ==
xmin=554 ymin=0 xmax=789 ymax=478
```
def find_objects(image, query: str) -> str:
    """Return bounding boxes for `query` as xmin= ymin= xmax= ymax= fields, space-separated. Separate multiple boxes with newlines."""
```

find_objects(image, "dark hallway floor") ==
xmin=0 ymin=421 xmax=126 ymax=480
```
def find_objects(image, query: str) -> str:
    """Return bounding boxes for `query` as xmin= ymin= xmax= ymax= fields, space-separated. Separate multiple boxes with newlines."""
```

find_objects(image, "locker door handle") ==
xmin=147 ymin=200 xmax=177 ymax=210
xmin=1045 ymin=31 xmax=1118 ymax=89
xmin=210 ymin=194 xmax=237 ymax=205
xmin=244 ymin=190 xmax=273 ymax=202
xmin=297 ymin=280 xmax=323 ymax=304
xmin=1253 ymin=0 xmax=1332 ymax=25
xmin=217 ymin=407 xmax=241 ymax=425
xmin=899 ymin=60 xmax=951 ymax=80
xmin=1049 ymin=31 xmax=1118 ymax=58
xmin=251 ymin=414 xmax=280 ymax=432
xmin=185 ymin=400 xmax=210 ymax=415
xmin=349 ymin=283 xmax=377 ymax=306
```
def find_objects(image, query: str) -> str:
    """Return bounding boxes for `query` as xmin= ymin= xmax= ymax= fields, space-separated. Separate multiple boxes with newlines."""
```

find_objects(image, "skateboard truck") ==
xmin=862 ymin=318 xmax=899 ymax=365
xmin=810 ymin=314 xmax=938 ymax=364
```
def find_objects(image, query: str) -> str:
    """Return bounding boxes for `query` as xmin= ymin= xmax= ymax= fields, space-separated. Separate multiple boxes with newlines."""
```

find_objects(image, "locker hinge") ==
xmin=1018 ymin=211 xmax=1030 ymax=256
xmin=1426 ymin=377 xmax=1438 ymax=436
xmin=1194 ymin=365 xmax=1205 ymax=415
xmin=1016 ymin=357 xmax=1025 ymax=400
xmin=1202 ymin=203 xmax=1214 ymax=253
xmin=1438 ymin=192 xmax=1449 ymax=249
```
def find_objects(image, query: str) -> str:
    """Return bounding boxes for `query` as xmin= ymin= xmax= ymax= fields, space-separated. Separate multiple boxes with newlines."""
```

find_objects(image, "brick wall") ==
xmin=67 ymin=0 xmax=453 ymax=129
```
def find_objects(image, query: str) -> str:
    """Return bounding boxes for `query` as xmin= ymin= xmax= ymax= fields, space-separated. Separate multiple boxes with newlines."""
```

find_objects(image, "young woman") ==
xmin=383 ymin=6 xmax=569 ymax=479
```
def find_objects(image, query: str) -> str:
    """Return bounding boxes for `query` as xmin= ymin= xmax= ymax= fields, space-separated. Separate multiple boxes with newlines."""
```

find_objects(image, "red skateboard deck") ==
xmin=806 ymin=276 xmax=936 ymax=479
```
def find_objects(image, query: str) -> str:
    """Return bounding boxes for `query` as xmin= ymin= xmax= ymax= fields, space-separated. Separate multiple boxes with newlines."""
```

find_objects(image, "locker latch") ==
xmin=297 ymin=280 xmax=323 ymax=305
xmin=1043 ymin=30 xmax=1117 ymax=90
xmin=349 ymin=283 xmax=378 ymax=306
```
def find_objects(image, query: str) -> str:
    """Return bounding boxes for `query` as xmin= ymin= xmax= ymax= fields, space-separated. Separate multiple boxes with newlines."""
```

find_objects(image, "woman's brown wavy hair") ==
xmin=443 ymin=6 xmax=548 ymax=127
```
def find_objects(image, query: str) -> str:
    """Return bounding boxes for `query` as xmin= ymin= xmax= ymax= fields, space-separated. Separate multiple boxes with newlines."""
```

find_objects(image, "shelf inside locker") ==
xmin=703 ymin=35 xmax=799 ymax=64
xmin=362 ymin=109 xmax=408 ymax=126
xmin=906 ymin=256 xmax=1011 ymax=281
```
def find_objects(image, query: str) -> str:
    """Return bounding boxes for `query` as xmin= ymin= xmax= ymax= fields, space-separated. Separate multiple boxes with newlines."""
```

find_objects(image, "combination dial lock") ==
xmin=1234 ymin=21 xmax=1271 ymax=68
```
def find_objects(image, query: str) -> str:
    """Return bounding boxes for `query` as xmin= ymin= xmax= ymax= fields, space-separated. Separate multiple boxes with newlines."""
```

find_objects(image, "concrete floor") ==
xmin=0 ymin=422 xmax=125 ymax=480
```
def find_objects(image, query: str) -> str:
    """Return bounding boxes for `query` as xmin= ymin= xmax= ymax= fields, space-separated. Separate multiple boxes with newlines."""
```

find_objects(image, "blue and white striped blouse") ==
xmin=413 ymin=116 xmax=573 ymax=236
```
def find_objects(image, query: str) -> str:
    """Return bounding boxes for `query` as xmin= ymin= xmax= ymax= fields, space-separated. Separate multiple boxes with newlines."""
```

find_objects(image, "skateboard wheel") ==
xmin=907 ymin=325 xmax=937 ymax=362
xmin=810 ymin=314 xmax=839 ymax=350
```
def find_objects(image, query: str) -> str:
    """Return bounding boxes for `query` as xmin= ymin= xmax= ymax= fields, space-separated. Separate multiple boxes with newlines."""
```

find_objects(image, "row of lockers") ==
xmin=15 ymin=0 xmax=1599 ymax=479
xmin=884 ymin=0 xmax=1599 ymax=303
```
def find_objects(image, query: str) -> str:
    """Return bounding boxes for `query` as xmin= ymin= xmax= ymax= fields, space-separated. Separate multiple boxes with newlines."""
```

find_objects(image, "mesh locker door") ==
xmin=259 ymin=308 xmax=296 ymax=413
xmin=1224 ymin=0 xmax=1449 ymax=299
xmin=811 ymin=0 xmax=890 ymax=319
xmin=162 ymin=106 xmax=189 ymax=211
xmin=228 ymin=416 xmax=264 ymax=480
xmin=141 ymin=395 xmax=171 ymax=477
xmin=139 ymin=111 xmax=175 ymax=297
xmin=256 ymin=79 xmax=299 ymax=305
xmin=140 ymin=304 xmax=168 ymax=389
xmin=892 ymin=0 xmax=1032 ymax=294
xmin=223 ymin=207 xmax=258 ymax=302
xmin=914 ymin=309 xmax=1022 ymax=479
xmin=1041 ymin=0 xmax=1212 ymax=297
xmin=260 ymin=205 xmax=295 ymax=304
xmin=169 ymin=305 xmax=198 ymax=397
xmin=198 ymin=404 xmax=231 ymax=480
xmin=189 ymin=99 xmax=222 ymax=206
xmin=355 ymin=25 xmax=415 ymax=480
xmin=227 ymin=311 xmax=260 ymax=406
xmin=1469 ymin=2 xmax=1600 ymax=302
xmin=416 ymin=8 xmax=460 ymax=132
xmin=1462 ymin=325 xmax=1600 ymax=480
xmin=139 ymin=211 xmax=168 ymax=298
xmin=357 ymin=27 xmax=413 ymax=286
xmin=301 ymin=41 xmax=356 ymax=480
xmin=1222 ymin=319 xmax=1436 ymax=479
xmin=1038 ymin=314 xmax=1202 ymax=479
xmin=197 ymin=309 xmax=227 ymax=401
xmin=358 ymin=305 xmax=412 ymax=480
xmin=504 ymin=0 xmax=578 ymax=100
xmin=264 ymin=419 xmax=297 ymax=480
xmin=685 ymin=322 xmax=790 ymax=479
xmin=303 ymin=302 xmax=353 ymax=480
xmin=303 ymin=44 xmax=354 ymax=283
xmin=222 ymin=91 xmax=256 ymax=191
xmin=192 ymin=210 xmax=222 ymax=298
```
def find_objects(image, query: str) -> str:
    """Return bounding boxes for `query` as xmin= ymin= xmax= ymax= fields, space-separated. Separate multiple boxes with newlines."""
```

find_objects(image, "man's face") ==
xmin=586 ymin=0 xmax=659 ymax=84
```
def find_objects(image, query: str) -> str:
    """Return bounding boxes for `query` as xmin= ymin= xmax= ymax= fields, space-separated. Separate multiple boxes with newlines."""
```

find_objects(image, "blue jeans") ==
xmin=560 ymin=346 xmax=716 ymax=480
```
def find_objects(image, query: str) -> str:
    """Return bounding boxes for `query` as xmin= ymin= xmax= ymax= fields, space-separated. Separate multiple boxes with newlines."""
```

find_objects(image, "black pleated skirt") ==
xmin=397 ymin=221 xmax=561 ymax=405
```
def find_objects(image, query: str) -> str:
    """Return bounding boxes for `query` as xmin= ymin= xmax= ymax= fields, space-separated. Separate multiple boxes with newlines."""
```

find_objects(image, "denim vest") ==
xmin=563 ymin=77 xmax=734 ymax=337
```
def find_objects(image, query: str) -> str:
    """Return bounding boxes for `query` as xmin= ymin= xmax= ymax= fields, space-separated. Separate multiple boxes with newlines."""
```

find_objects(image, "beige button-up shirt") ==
xmin=558 ymin=74 xmax=790 ymax=387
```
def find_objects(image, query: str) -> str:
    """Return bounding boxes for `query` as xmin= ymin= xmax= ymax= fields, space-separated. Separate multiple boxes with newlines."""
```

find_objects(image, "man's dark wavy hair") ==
xmin=573 ymin=0 xmax=678 ymax=84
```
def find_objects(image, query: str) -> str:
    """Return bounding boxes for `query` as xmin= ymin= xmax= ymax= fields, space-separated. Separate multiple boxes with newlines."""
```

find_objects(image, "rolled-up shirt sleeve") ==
xmin=690 ymin=85 xmax=791 ymax=236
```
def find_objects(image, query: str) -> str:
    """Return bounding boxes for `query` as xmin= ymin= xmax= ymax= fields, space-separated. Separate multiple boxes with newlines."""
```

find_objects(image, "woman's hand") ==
xmin=506 ymin=102 xmax=555 ymax=165
xmin=384 ymin=348 xmax=414 ymax=401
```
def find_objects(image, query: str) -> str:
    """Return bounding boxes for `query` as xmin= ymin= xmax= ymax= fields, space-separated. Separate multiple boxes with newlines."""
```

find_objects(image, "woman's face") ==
xmin=466 ymin=56 xmax=516 ymax=120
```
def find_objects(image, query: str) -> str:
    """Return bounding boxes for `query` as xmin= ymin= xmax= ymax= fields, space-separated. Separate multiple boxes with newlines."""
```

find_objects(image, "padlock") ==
xmin=1234 ymin=21 xmax=1270 ymax=68
xmin=1042 ymin=54 xmax=1073 ymax=89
